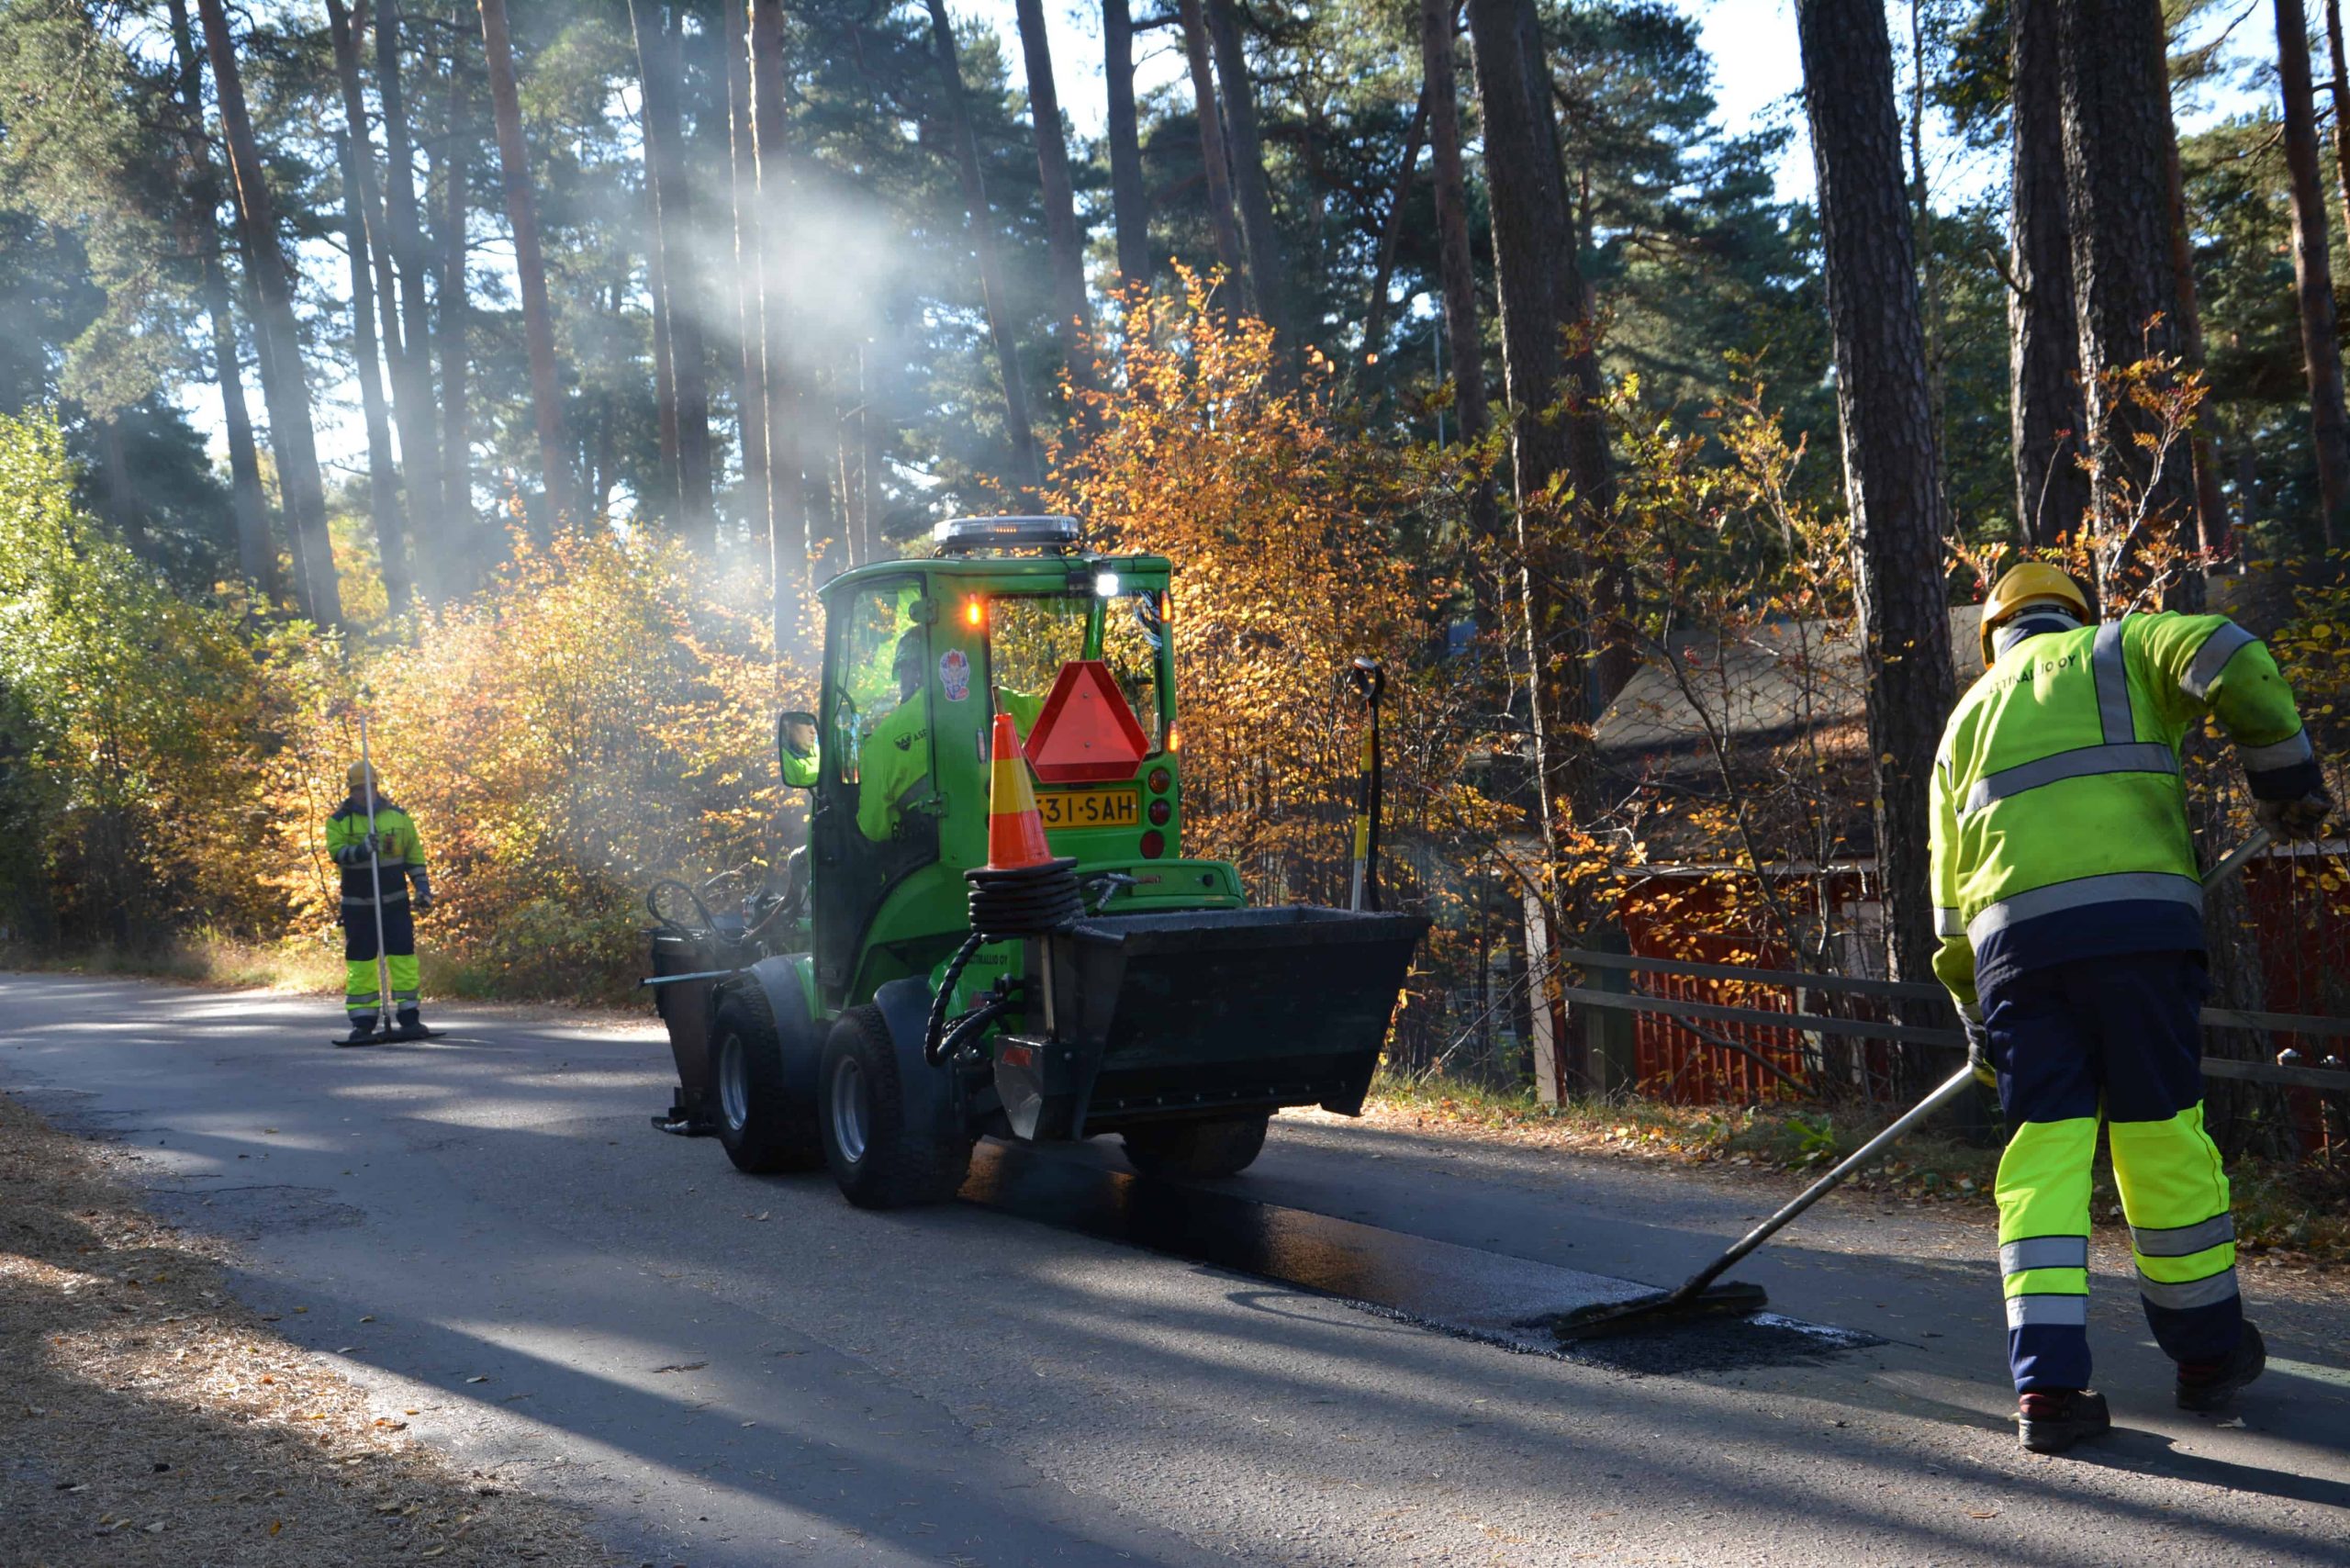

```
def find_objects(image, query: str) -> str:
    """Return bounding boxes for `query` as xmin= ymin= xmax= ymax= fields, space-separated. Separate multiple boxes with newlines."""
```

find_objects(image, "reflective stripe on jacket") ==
xmin=325 ymin=798 xmax=429 ymax=905
xmin=1929 ymin=612 xmax=2317 ymax=1013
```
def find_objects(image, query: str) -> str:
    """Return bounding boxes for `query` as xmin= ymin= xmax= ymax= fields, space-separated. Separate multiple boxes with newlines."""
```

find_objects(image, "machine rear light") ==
xmin=1148 ymin=800 xmax=1170 ymax=825
xmin=1147 ymin=767 xmax=1171 ymax=794
xmin=965 ymin=597 xmax=985 ymax=628
xmin=1139 ymin=830 xmax=1166 ymax=859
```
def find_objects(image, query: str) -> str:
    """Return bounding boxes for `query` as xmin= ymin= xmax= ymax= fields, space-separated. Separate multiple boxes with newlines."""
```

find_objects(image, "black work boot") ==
xmin=2017 ymin=1388 xmax=2111 ymax=1454
xmin=2177 ymin=1320 xmax=2266 ymax=1413
xmin=341 ymin=1015 xmax=381 ymax=1046
xmin=393 ymin=1009 xmax=430 ymax=1041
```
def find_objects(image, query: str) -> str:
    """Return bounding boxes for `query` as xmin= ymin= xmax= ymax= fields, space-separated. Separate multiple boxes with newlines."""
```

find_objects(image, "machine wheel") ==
xmin=711 ymin=988 xmax=822 ymax=1174
xmin=1121 ymin=1114 xmax=1271 ymax=1179
xmin=819 ymin=1004 xmax=972 ymax=1208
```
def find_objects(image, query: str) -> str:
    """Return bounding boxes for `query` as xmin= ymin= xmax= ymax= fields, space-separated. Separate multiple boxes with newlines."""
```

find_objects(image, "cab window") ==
xmin=982 ymin=592 xmax=1086 ymax=736
xmin=830 ymin=581 xmax=923 ymax=785
xmin=1100 ymin=590 xmax=1167 ymax=749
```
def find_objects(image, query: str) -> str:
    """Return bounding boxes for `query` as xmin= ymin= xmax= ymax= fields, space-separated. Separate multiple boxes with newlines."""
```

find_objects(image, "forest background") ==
xmin=6 ymin=0 xmax=2350 ymax=1127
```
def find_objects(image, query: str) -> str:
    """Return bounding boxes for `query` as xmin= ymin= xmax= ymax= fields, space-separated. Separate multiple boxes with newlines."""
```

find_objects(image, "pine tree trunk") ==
xmin=163 ymin=0 xmax=272 ymax=591
xmin=437 ymin=25 xmax=474 ymax=574
xmin=477 ymin=0 xmax=573 ymax=529
xmin=2330 ymin=0 xmax=2350 ymax=241
xmin=1013 ymin=0 xmax=1097 ymax=405
xmin=1465 ymin=0 xmax=1587 ymax=868
xmin=1203 ymin=0 xmax=1290 ymax=347
xmin=2277 ymin=0 xmax=2350 ymax=545
xmin=2008 ymin=0 xmax=2088 ymax=544
xmin=372 ymin=0 xmax=442 ymax=577
xmin=94 ymin=417 xmax=145 ymax=554
xmin=749 ymin=0 xmax=813 ymax=623
xmin=1175 ymin=0 xmax=1247 ymax=291
xmin=1102 ymin=0 xmax=1152 ymax=291
xmin=666 ymin=48 xmax=711 ymax=549
xmin=630 ymin=0 xmax=712 ymax=542
xmin=2056 ymin=0 xmax=2198 ymax=551
xmin=1359 ymin=86 xmax=1427 ymax=382
xmin=1420 ymin=0 xmax=1485 ymax=443
xmin=1908 ymin=0 xmax=1949 ymax=524
xmin=1512 ymin=0 xmax=1622 ymax=704
xmin=1795 ymin=0 xmax=1956 ymax=996
xmin=924 ymin=0 xmax=1039 ymax=485
xmin=192 ymin=0 xmax=341 ymax=628
xmin=725 ymin=0 xmax=769 ymax=544
xmin=649 ymin=210 xmax=679 ymax=503
xmin=327 ymin=0 xmax=415 ymax=620
xmin=2158 ymin=99 xmax=2229 ymax=571
xmin=334 ymin=129 xmax=416 ymax=622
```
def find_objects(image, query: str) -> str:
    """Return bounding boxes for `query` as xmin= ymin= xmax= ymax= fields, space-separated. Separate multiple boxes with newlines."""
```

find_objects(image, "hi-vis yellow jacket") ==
xmin=325 ymin=797 xmax=431 ymax=913
xmin=1930 ymin=612 xmax=2318 ymax=1014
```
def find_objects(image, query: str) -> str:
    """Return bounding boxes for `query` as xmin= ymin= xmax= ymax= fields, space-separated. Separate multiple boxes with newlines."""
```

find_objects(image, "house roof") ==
xmin=1594 ymin=569 xmax=2279 ymax=764
xmin=1594 ymin=607 xmax=1983 ymax=763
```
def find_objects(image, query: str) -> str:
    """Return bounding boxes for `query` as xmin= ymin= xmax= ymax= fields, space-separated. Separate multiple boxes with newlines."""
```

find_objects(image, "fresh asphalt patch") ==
xmin=962 ymin=1138 xmax=1886 ymax=1372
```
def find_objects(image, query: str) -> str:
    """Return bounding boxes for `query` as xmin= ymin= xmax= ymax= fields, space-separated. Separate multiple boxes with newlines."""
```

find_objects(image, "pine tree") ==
xmin=1796 ymin=0 xmax=1955 ymax=997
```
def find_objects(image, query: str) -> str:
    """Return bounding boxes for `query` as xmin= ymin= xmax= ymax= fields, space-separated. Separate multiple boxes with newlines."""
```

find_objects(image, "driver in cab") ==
xmin=857 ymin=627 xmax=1045 ymax=842
xmin=857 ymin=632 xmax=934 ymax=842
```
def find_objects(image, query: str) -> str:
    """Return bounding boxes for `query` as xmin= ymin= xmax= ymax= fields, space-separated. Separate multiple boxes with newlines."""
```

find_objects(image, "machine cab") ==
xmin=795 ymin=517 xmax=1206 ymax=1008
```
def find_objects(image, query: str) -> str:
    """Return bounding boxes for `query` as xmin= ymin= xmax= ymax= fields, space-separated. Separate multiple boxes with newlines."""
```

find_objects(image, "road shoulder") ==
xmin=0 ymin=1090 xmax=618 ymax=1567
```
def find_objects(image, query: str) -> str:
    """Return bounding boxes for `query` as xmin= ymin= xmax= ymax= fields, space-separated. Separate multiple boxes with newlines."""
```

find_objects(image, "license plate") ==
xmin=1037 ymin=787 xmax=1139 ymax=830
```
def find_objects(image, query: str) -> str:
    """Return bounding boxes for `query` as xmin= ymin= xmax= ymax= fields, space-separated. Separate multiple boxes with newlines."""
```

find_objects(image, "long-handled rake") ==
xmin=1550 ymin=827 xmax=2276 ymax=1340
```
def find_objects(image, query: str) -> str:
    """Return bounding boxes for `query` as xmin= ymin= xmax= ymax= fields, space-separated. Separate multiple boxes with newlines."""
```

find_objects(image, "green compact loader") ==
xmin=645 ymin=516 xmax=1428 ymax=1208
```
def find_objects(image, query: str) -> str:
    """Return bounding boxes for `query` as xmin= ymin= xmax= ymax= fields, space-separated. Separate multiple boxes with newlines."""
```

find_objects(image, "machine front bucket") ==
xmin=1024 ymin=906 xmax=1428 ymax=1139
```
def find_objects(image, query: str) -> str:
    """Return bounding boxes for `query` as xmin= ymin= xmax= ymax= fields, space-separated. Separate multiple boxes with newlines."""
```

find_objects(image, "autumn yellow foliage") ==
xmin=1053 ymin=274 xmax=1503 ymax=902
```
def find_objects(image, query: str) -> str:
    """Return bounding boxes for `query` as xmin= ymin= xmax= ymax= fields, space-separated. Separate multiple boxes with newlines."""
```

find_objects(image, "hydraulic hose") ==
xmin=923 ymin=857 xmax=1084 ymax=1064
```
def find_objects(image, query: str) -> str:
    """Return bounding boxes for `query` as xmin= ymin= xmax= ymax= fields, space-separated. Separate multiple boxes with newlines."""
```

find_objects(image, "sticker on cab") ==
xmin=937 ymin=647 xmax=971 ymax=702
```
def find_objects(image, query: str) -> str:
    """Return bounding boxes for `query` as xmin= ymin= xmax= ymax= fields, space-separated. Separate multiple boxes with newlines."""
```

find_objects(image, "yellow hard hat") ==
xmin=347 ymin=760 xmax=378 ymax=793
xmin=1979 ymin=563 xmax=2089 ymax=664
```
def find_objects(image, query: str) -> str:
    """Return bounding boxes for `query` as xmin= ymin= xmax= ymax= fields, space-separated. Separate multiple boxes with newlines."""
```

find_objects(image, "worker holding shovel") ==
xmin=1931 ymin=564 xmax=2333 ymax=1454
xmin=326 ymin=756 xmax=436 ymax=1044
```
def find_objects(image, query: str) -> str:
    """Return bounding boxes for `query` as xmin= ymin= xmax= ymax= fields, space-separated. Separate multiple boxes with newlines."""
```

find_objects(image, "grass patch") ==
xmin=0 ymin=936 xmax=636 ymax=1010
xmin=1362 ymin=1070 xmax=2350 ymax=1268
xmin=0 ymin=935 xmax=336 ymax=994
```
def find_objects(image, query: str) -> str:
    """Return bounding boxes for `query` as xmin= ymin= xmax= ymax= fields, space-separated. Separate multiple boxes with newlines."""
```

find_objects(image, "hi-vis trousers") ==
xmin=1986 ymin=951 xmax=2242 ymax=1392
xmin=342 ymin=897 xmax=419 ymax=1022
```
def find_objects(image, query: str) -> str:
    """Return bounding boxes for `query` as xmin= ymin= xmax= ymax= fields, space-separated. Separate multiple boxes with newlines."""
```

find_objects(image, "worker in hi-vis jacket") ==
xmin=325 ymin=762 xmax=435 ymax=1042
xmin=1930 ymin=564 xmax=2330 ymax=1453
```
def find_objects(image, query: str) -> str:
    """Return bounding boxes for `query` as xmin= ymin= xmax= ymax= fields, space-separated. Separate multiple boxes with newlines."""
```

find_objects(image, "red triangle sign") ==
xmin=1024 ymin=660 xmax=1152 ymax=784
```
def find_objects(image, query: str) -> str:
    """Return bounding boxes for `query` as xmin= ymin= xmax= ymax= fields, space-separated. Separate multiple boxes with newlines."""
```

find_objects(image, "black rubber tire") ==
xmin=711 ymin=988 xmax=822 ymax=1174
xmin=1121 ymin=1114 xmax=1271 ymax=1179
xmin=818 ymin=1003 xmax=972 ymax=1208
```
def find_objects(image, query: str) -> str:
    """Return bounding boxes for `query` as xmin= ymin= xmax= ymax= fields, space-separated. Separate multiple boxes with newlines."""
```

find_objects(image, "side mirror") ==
xmin=777 ymin=710 xmax=820 ymax=790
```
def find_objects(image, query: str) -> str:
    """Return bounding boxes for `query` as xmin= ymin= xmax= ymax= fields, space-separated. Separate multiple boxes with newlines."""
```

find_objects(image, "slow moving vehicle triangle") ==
xmin=1024 ymin=660 xmax=1151 ymax=784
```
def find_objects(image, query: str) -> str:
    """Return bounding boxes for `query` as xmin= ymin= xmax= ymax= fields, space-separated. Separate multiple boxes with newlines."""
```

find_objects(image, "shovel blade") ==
xmin=1542 ymin=1280 xmax=1771 ymax=1342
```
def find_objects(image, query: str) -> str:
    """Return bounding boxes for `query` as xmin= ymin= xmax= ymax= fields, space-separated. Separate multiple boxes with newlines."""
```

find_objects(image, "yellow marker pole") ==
xmin=1347 ymin=658 xmax=1384 ymax=912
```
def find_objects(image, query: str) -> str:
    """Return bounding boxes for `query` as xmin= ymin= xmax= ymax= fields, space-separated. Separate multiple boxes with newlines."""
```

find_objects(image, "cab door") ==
xmin=811 ymin=577 xmax=939 ymax=1002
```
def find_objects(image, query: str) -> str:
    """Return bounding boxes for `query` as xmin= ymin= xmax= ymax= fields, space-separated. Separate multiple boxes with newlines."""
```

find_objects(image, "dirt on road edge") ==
xmin=0 ymin=1092 xmax=620 ymax=1567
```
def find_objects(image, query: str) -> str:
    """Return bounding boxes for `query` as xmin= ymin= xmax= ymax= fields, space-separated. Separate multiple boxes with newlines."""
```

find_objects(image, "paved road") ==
xmin=5 ymin=971 xmax=2346 ymax=1566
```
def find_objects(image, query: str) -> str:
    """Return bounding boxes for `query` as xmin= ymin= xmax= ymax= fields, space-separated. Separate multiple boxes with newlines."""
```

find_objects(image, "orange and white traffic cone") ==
xmin=984 ymin=711 xmax=1054 ymax=870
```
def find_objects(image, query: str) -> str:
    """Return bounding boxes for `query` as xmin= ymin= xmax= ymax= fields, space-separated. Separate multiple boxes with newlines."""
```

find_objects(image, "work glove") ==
xmin=410 ymin=872 xmax=435 ymax=913
xmin=1964 ymin=1013 xmax=1997 ymax=1090
xmin=362 ymin=829 xmax=382 ymax=856
xmin=2255 ymin=789 xmax=2333 ymax=843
